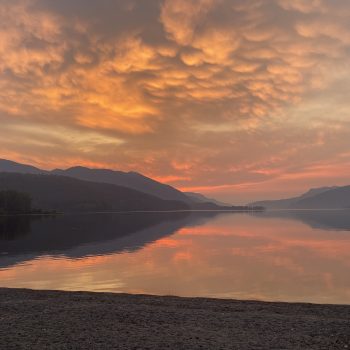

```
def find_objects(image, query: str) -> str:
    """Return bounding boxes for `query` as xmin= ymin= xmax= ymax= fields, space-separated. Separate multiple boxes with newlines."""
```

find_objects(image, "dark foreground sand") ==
xmin=0 ymin=288 xmax=349 ymax=350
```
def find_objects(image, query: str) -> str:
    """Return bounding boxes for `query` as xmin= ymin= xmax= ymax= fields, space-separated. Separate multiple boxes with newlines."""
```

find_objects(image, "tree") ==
xmin=0 ymin=190 xmax=32 ymax=214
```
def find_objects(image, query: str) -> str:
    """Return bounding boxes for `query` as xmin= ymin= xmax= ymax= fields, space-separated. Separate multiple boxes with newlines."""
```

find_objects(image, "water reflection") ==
xmin=0 ymin=210 xmax=350 ymax=304
xmin=0 ymin=212 xmax=223 ymax=268
xmin=251 ymin=209 xmax=350 ymax=231
xmin=0 ymin=215 xmax=36 ymax=241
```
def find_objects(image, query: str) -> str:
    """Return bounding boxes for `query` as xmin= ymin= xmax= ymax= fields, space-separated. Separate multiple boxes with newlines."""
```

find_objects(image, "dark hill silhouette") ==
xmin=0 ymin=159 xmax=244 ymax=209
xmin=249 ymin=187 xmax=337 ymax=209
xmin=249 ymin=186 xmax=350 ymax=209
xmin=0 ymin=159 xmax=46 ymax=175
xmin=52 ymin=166 xmax=191 ymax=203
xmin=185 ymin=192 xmax=231 ymax=207
xmin=0 ymin=173 xmax=189 ymax=213
xmin=0 ymin=158 xmax=189 ymax=202
xmin=293 ymin=186 xmax=350 ymax=209
xmin=0 ymin=159 xmax=262 ymax=210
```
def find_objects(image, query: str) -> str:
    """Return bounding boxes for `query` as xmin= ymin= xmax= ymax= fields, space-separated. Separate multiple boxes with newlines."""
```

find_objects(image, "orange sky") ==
xmin=1 ymin=0 xmax=350 ymax=203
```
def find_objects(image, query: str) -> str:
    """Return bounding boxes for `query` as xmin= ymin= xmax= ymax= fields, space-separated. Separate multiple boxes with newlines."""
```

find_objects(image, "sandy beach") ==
xmin=0 ymin=288 xmax=349 ymax=349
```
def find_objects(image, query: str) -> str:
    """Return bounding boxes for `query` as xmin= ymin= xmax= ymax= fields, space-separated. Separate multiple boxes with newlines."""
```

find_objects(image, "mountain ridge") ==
xmin=250 ymin=186 xmax=349 ymax=210
xmin=0 ymin=172 xmax=190 ymax=213
xmin=185 ymin=192 xmax=231 ymax=207
xmin=0 ymin=159 xmax=252 ymax=211
xmin=0 ymin=159 xmax=197 ymax=204
xmin=51 ymin=165 xmax=190 ymax=203
xmin=0 ymin=159 xmax=46 ymax=175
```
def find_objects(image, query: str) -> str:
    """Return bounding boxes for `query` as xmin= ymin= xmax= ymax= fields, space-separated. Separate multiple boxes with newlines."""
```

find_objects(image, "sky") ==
xmin=0 ymin=0 xmax=350 ymax=204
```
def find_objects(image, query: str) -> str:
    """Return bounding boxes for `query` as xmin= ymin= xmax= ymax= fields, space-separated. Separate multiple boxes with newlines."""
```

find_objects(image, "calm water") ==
xmin=1 ymin=210 xmax=350 ymax=304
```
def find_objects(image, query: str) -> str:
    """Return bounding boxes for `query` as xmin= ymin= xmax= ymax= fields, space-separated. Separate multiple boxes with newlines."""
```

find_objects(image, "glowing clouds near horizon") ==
xmin=0 ymin=0 xmax=350 ymax=202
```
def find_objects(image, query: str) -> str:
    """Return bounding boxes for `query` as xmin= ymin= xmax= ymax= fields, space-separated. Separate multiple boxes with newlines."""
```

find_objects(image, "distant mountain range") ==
xmin=0 ymin=159 xmax=45 ymax=175
xmin=185 ymin=192 xmax=230 ymax=207
xmin=3 ymin=159 xmax=349 ymax=211
xmin=0 ymin=173 xmax=189 ymax=212
xmin=0 ymin=159 xmax=189 ymax=203
xmin=52 ymin=166 xmax=190 ymax=203
xmin=0 ymin=159 xmax=252 ymax=212
xmin=250 ymin=186 xmax=350 ymax=209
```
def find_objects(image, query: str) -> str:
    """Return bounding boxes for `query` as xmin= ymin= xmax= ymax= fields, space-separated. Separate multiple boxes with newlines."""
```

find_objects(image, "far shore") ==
xmin=0 ymin=211 xmax=61 ymax=217
xmin=0 ymin=288 xmax=349 ymax=349
xmin=0 ymin=208 xmax=264 ymax=217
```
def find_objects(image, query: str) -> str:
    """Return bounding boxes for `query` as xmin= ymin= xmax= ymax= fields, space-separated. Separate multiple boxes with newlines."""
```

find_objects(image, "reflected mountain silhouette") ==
xmin=2 ymin=210 xmax=349 ymax=271
xmin=251 ymin=209 xmax=350 ymax=231
xmin=0 ymin=216 xmax=33 ymax=241
xmin=0 ymin=211 xmax=229 ymax=269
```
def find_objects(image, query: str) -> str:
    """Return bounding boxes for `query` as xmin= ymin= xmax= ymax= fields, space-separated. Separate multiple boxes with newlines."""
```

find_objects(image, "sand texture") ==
xmin=0 ymin=288 xmax=349 ymax=349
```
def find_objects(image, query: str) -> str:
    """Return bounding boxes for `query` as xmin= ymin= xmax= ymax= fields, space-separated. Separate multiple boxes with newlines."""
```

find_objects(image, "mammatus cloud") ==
xmin=0 ymin=0 xmax=350 ymax=202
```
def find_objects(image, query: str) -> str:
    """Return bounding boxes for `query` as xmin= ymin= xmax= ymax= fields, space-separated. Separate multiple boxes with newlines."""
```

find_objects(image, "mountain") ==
xmin=249 ymin=186 xmax=350 ymax=210
xmin=0 ymin=159 xmax=256 ymax=211
xmin=293 ymin=186 xmax=350 ymax=209
xmin=185 ymin=192 xmax=231 ymax=207
xmin=0 ymin=159 xmax=190 ymax=203
xmin=52 ymin=166 xmax=190 ymax=203
xmin=301 ymin=187 xmax=339 ymax=199
xmin=0 ymin=159 xmax=236 ymax=209
xmin=0 ymin=159 xmax=46 ymax=175
xmin=0 ymin=173 xmax=189 ymax=213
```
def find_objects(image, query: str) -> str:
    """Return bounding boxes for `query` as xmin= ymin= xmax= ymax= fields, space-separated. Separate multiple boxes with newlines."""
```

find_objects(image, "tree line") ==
xmin=0 ymin=190 xmax=32 ymax=214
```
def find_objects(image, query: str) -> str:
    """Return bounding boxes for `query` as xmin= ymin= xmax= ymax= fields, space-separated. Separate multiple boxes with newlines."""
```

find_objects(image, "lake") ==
xmin=1 ymin=210 xmax=350 ymax=305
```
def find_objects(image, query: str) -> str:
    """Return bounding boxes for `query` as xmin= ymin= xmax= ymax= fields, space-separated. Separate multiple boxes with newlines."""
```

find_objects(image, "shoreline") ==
xmin=1 ymin=288 xmax=349 ymax=349
xmin=0 ymin=208 xmax=264 ymax=217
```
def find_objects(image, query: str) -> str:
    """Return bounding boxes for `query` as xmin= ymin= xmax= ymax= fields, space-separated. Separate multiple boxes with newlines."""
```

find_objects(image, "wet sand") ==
xmin=0 ymin=288 xmax=349 ymax=349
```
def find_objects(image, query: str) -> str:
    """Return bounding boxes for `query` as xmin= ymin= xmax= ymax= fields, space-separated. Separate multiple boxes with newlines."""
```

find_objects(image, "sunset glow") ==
xmin=1 ymin=0 xmax=350 ymax=202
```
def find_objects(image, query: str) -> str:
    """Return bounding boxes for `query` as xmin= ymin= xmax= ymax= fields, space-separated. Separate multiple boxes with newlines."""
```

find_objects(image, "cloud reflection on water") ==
xmin=0 ymin=210 xmax=350 ymax=304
